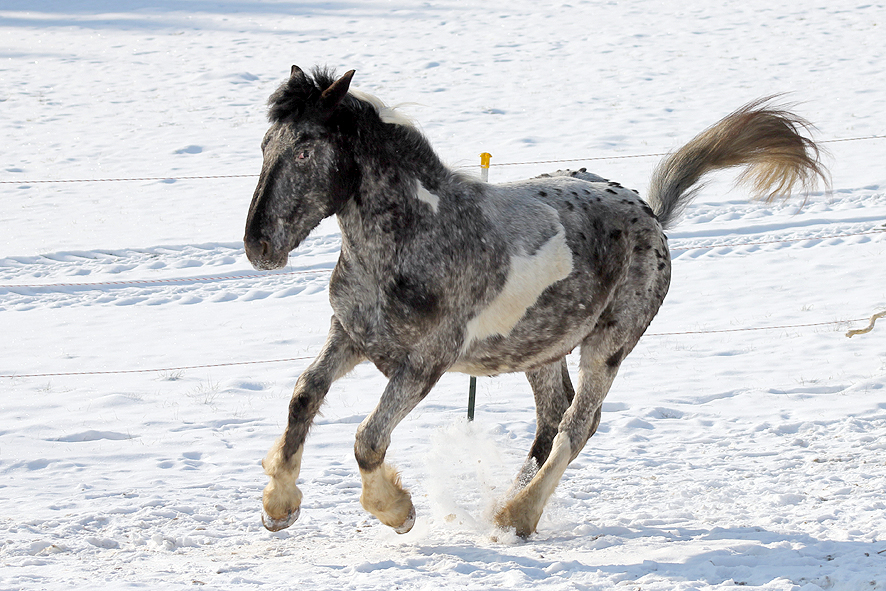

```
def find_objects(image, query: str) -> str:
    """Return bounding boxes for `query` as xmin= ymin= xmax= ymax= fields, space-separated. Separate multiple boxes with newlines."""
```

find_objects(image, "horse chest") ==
xmin=329 ymin=258 xmax=445 ymax=353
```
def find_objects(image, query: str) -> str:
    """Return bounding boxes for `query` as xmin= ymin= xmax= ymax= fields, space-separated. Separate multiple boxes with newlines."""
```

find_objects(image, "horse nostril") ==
xmin=245 ymin=235 xmax=273 ymax=262
xmin=259 ymin=239 xmax=271 ymax=258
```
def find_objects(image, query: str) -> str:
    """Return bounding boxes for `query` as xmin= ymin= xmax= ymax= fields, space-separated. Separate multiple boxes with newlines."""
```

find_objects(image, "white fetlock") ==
xmin=261 ymin=441 xmax=304 ymax=532
xmin=261 ymin=477 xmax=303 ymax=532
xmin=494 ymin=432 xmax=574 ymax=538
xmin=359 ymin=463 xmax=414 ymax=531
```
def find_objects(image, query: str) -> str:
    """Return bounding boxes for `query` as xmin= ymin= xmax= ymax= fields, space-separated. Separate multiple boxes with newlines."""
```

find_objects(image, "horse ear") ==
xmin=319 ymin=69 xmax=356 ymax=117
xmin=290 ymin=64 xmax=306 ymax=79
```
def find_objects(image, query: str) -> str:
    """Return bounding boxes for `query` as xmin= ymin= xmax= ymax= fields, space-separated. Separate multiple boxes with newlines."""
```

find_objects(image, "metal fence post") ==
xmin=468 ymin=153 xmax=493 ymax=421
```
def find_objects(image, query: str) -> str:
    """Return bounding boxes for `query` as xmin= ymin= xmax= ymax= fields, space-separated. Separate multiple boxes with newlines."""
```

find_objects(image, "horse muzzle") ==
xmin=244 ymin=235 xmax=289 ymax=270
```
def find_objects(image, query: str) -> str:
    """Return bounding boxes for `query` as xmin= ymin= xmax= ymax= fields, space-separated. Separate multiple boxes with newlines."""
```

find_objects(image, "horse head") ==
xmin=244 ymin=66 xmax=358 ymax=270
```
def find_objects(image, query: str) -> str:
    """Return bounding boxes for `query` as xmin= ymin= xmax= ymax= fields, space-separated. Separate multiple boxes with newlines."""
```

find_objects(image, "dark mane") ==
xmin=267 ymin=67 xmax=377 ymax=125
xmin=266 ymin=71 xmax=314 ymax=122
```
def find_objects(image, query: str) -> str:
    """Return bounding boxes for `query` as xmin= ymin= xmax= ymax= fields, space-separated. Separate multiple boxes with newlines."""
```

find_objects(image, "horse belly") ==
xmin=451 ymin=314 xmax=594 ymax=376
xmin=452 ymin=270 xmax=607 ymax=376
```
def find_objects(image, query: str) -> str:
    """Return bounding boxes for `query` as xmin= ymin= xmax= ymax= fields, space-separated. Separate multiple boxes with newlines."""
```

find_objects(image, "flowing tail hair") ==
xmin=648 ymin=97 xmax=829 ymax=230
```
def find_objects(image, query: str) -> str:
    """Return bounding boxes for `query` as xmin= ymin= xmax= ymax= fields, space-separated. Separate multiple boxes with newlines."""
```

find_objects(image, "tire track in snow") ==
xmin=2 ymin=222 xmax=883 ymax=310
xmin=0 ymin=235 xmax=340 ymax=311
xmin=2 ymin=182 xmax=884 ymax=311
xmin=669 ymin=221 xmax=885 ymax=258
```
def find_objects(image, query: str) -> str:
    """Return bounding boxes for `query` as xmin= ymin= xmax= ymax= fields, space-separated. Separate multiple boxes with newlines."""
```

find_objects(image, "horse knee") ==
xmin=354 ymin=423 xmax=388 ymax=471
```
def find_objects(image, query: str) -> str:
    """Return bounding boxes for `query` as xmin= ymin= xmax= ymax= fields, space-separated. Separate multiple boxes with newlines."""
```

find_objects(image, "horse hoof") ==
xmin=262 ymin=506 xmax=300 ymax=532
xmin=494 ymin=506 xmax=536 ymax=539
xmin=393 ymin=505 xmax=416 ymax=534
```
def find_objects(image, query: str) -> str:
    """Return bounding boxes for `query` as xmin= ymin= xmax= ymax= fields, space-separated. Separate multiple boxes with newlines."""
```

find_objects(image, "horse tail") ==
xmin=647 ymin=97 xmax=828 ymax=230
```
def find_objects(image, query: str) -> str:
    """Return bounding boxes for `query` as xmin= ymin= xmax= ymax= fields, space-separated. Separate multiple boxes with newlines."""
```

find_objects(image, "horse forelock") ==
xmin=267 ymin=71 xmax=321 ymax=123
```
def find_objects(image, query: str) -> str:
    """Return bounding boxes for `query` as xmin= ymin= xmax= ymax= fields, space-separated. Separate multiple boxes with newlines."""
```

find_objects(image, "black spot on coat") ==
xmin=606 ymin=346 xmax=625 ymax=368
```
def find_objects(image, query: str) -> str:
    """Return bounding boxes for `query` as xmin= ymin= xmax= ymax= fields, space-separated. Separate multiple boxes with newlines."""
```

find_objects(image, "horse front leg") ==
xmin=261 ymin=317 xmax=363 ymax=531
xmin=354 ymin=360 xmax=445 ymax=533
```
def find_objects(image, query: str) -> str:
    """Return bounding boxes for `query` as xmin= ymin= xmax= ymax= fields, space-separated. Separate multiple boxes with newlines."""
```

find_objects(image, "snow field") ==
xmin=2 ymin=1 xmax=886 ymax=589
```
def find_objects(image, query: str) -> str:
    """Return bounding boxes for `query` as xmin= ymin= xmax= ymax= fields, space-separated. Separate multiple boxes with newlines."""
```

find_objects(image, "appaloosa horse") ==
xmin=244 ymin=66 xmax=825 ymax=537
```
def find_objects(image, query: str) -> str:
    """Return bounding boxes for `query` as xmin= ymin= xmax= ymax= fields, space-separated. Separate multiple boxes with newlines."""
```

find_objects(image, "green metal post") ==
xmin=468 ymin=153 xmax=491 ymax=421
xmin=468 ymin=376 xmax=477 ymax=421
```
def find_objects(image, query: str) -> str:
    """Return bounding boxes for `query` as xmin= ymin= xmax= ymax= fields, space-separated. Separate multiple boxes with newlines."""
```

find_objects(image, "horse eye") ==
xmin=297 ymin=151 xmax=310 ymax=160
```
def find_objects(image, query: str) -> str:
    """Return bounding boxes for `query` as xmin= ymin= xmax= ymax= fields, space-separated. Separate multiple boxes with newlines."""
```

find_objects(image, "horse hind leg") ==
xmin=512 ymin=359 xmax=575 ymax=491
xmin=495 ymin=337 xmax=622 ymax=537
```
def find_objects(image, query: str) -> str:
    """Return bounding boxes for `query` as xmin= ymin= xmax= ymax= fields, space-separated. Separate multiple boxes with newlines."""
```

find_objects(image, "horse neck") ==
xmin=338 ymin=125 xmax=451 ymax=251
xmin=375 ymin=123 xmax=450 ymax=192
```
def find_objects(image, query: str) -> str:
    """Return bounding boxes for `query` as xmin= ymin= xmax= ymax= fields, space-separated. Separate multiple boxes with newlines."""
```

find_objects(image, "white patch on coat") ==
xmin=464 ymin=228 xmax=573 ymax=347
xmin=416 ymin=183 xmax=440 ymax=213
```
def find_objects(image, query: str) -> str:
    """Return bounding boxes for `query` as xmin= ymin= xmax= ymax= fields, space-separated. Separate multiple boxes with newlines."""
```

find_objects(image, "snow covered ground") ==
xmin=1 ymin=1 xmax=885 ymax=589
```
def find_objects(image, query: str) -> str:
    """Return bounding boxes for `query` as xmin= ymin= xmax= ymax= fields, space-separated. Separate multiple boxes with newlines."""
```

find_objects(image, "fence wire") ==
xmin=2 ymin=133 xmax=884 ymax=379
xmin=1 ymin=135 xmax=883 ymax=185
